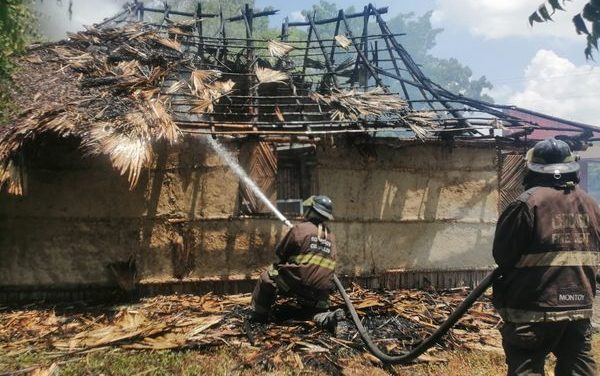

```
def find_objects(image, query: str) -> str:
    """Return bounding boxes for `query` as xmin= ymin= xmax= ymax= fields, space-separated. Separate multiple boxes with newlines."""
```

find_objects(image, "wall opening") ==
xmin=277 ymin=144 xmax=318 ymax=218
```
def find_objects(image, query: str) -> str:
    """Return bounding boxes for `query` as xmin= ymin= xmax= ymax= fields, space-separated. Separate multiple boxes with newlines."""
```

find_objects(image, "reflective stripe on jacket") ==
xmin=274 ymin=220 xmax=337 ymax=293
xmin=492 ymin=186 xmax=600 ymax=323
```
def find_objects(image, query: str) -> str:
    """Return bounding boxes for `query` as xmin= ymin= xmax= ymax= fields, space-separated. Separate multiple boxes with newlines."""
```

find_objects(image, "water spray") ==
xmin=204 ymin=137 xmax=293 ymax=228
xmin=204 ymin=135 xmax=496 ymax=364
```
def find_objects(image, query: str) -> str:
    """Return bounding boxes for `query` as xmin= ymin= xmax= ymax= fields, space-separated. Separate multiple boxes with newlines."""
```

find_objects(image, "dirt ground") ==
xmin=2 ymin=292 xmax=600 ymax=376
xmin=0 ymin=288 xmax=502 ymax=375
xmin=1 ymin=335 xmax=599 ymax=376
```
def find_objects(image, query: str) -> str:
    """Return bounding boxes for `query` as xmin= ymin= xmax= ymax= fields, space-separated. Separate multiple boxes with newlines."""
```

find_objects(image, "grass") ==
xmin=1 ymin=334 xmax=599 ymax=375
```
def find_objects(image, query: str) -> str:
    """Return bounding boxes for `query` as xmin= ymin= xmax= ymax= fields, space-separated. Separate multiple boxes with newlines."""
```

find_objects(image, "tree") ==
xmin=0 ymin=0 xmax=35 ymax=123
xmin=298 ymin=3 xmax=493 ymax=102
xmin=529 ymin=0 xmax=600 ymax=59
xmin=381 ymin=11 xmax=494 ymax=102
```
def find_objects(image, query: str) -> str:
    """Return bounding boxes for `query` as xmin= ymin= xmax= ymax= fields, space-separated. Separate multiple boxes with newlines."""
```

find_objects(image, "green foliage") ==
xmin=296 ymin=5 xmax=493 ymax=102
xmin=380 ymin=11 xmax=494 ymax=103
xmin=529 ymin=0 xmax=600 ymax=59
xmin=0 ymin=0 xmax=34 ymax=123
xmin=301 ymin=0 xmax=361 ymax=36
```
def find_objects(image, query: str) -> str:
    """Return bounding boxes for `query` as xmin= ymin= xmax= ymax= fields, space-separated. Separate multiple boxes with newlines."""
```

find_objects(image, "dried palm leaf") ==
xmin=404 ymin=111 xmax=436 ymax=140
xmin=274 ymin=106 xmax=285 ymax=122
xmin=407 ymin=122 xmax=431 ymax=140
xmin=133 ymin=88 xmax=160 ymax=101
xmin=165 ymin=80 xmax=187 ymax=94
xmin=267 ymin=40 xmax=295 ymax=57
xmin=156 ymin=38 xmax=182 ymax=52
xmin=0 ymin=160 xmax=25 ymax=196
xmin=165 ymin=18 xmax=197 ymax=28
xmin=310 ymin=88 xmax=408 ymax=121
xmin=147 ymin=98 xmax=180 ymax=144
xmin=189 ymin=78 xmax=235 ymax=114
xmin=86 ymin=120 xmax=152 ymax=190
xmin=190 ymin=70 xmax=221 ymax=96
xmin=53 ymin=311 xmax=166 ymax=350
xmin=212 ymin=79 xmax=235 ymax=95
xmin=255 ymin=67 xmax=288 ymax=85
xmin=190 ymin=98 xmax=214 ymax=113
xmin=335 ymin=35 xmax=352 ymax=49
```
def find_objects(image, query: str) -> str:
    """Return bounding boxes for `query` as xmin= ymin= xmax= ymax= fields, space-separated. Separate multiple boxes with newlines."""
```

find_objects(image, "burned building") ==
xmin=1 ymin=2 xmax=598 ymax=302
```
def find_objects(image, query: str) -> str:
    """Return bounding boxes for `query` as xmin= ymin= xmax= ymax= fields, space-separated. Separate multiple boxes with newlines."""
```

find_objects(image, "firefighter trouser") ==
xmin=251 ymin=266 xmax=328 ymax=318
xmin=251 ymin=269 xmax=279 ymax=317
xmin=501 ymin=319 xmax=596 ymax=376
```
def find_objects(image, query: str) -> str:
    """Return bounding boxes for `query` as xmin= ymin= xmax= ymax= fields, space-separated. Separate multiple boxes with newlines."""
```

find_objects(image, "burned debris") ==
xmin=0 ymin=286 xmax=501 ymax=374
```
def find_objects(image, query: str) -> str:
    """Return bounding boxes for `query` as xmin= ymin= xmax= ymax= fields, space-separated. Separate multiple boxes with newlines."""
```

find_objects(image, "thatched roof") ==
xmin=0 ymin=20 xmax=428 ymax=195
xmin=1 ymin=25 xmax=185 ymax=194
xmin=2 ymin=2 xmax=599 ymax=195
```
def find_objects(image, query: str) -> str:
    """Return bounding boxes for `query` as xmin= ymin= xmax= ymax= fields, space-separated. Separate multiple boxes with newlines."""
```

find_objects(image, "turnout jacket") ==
xmin=274 ymin=220 xmax=337 ymax=293
xmin=492 ymin=185 xmax=600 ymax=323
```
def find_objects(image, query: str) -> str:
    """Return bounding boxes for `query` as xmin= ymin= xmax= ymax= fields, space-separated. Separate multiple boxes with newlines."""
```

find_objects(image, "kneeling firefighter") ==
xmin=492 ymin=138 xmax=600 ymax=376
xmin=250 ymin=195 xmax=343 ymax=329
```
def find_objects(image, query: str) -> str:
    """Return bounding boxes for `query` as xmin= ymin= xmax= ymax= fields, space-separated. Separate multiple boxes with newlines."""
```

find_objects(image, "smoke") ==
xmin=33 ymin=0 xmax=129 ymax=41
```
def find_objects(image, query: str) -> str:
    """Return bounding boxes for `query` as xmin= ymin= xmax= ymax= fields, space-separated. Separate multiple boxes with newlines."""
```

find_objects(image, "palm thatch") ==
xmin=310 ymin=88 xmax=408 ymax=121
xmin=0 ymin=18 xmax=447 ymax=195
xmin=267 ymin=40 xmax=295 ymax=58
xmin=0 ymin=24 xmax=185 ymax=194
xmin=334 ymin=35 xmax=352 ymax=49
xmin=189 ymin=70 xmax=235 ymax=113
xmin=255 ymin=67 xmax=289 ymax=85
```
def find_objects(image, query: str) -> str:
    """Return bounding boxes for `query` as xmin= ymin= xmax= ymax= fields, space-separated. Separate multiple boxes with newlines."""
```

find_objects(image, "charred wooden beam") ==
xmin=287 ymin=6 xmax=388 ymax=27
xmin=307 ymin=14 xmax=339 ymax=88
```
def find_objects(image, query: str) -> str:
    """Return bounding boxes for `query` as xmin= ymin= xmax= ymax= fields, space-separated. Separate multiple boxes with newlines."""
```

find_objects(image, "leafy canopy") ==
xmin=0 ymin=0 xmax=35 ymax=123
xmin=300 ymin=1 xmax=494 ymax=102
xmin=529 ymin=0 xmax=600 ymax=59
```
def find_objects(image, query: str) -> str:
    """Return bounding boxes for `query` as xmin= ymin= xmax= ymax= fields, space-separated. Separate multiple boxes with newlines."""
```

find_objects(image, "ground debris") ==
xmin=0 ymin=287 xmax=501 ymax=374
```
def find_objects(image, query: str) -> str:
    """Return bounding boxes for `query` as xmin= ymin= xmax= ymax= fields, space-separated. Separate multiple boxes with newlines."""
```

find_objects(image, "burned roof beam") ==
xmin=138 ymin=6 xmax=218 ymax=19
xmin=228 ymin=9 xmax=278 ymax=22
xmin=97 ymin=3 xmax=137 ymax=26
xmin=301 ymin=17 xmax=314 ymax=81
xmin=181 ymin=33 xmax=406 ymax=44
xmin=369 ymin=4 xmax=467 ymax=122
xmin=349 ymin=6 xmax=370 ymax=89
xmin=329 ymin=10 xmax=343 ymax=65
xmin=340 ymin=9 xmax=388 ymax=92
xmin=287 ymin=7 xmax=388 ymax=26
xmin=376 ymin=21 xmax=413 ymax=109
xmin=280 ymin=18 xmax=313 ymax=130
xmin=195 ymin=2 xmax=204 ymax=59
xmin=307 ymin=15 xmax=339 ymax=89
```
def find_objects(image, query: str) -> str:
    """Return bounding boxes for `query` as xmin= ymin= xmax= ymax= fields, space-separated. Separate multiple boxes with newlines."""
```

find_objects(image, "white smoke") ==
xmin=34 ymin=0 xmax=129 ymax=41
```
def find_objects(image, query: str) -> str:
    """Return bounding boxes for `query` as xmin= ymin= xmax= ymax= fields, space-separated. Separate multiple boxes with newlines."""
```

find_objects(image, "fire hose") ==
xmin=207 ymin=136 xmax=500 ymax=364
xmin=279 ymin=219 xmax=499 ymax=364
xmin=333 ymin=271 xmax=498 ymax=364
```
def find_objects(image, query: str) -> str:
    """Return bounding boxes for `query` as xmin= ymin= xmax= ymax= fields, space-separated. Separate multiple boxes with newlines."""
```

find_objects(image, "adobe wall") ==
xmin=316 ymin=141 xmax=498 ymax=275
xmin=0 ymin=135 xmax=498 ymax=293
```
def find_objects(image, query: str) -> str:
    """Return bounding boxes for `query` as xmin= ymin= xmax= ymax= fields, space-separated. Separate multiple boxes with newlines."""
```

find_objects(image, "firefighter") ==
xmin=492 ymin=138 xmax=600 ymax=376
xmin=250 ymin=195 xmax=340 ymax=327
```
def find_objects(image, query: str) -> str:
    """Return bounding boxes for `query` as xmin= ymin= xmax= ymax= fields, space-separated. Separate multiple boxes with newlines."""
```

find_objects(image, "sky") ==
xmin=33 ymin=0 xmax=600 ymax=125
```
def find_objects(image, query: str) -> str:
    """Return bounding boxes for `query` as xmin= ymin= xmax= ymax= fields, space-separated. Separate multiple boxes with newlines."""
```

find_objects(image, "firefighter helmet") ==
xmin=303 ymin=195 xmax=334 ymax=220
xmin=525 ymin=138 xmax=580 ymax=176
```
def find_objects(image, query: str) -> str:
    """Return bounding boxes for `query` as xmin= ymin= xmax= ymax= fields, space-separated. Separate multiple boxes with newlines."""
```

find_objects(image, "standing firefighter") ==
xmin=493 ymin=138 xmax=600 ymax=376
xmin=250 ymin=195 xmax=341 ymax=327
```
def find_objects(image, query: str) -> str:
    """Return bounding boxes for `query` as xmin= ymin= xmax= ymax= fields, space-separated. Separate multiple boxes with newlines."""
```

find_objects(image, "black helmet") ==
xmin=303 ymin=195 xmax=334 ymax=220
xmin=525 ymin=138 xmax=579 ymax=175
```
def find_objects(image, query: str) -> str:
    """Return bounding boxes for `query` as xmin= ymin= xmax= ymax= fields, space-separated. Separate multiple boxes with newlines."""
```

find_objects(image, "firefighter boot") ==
xmin=313 ymin=308 xmax=345 ymax=334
